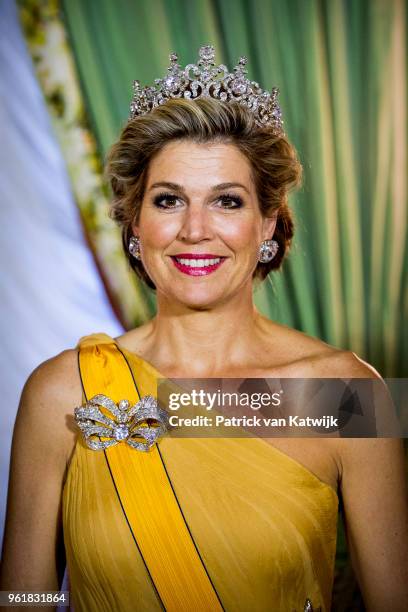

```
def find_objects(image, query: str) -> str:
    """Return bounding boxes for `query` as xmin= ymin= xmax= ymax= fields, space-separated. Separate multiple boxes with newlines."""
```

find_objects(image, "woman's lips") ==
xmin=170 ymin=255 xmax=226 ymax=276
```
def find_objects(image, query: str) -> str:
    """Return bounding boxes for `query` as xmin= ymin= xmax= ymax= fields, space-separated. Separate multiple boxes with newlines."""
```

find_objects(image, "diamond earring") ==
xmin=128 ymin=236 xmax=141 ymax=260
xmin=258 ymin=239 xmax=279 ymax=263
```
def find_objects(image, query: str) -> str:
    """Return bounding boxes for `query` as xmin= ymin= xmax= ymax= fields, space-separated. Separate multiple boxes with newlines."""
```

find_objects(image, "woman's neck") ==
xmin=140 ymin=294 xmax=272 ymax=377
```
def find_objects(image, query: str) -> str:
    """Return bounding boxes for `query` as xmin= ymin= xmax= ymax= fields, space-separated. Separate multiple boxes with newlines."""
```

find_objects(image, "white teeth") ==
xmin=176 ymin=257 xmax=221 ymax=267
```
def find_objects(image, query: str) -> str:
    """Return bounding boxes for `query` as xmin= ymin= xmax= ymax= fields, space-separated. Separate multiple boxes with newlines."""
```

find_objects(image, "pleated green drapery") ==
xmin=61 ymin=0 xmax=407 ymax=378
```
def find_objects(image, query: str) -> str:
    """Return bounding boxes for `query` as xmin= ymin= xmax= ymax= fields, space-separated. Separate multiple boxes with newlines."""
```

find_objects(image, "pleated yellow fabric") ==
xmin=72 ymin=333 xmax=223 ymax=612
xmin=63 ymin=333 xmax=339 ymax=612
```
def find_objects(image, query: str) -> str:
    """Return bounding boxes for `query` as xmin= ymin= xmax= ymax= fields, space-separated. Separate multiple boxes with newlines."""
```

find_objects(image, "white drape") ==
xmin=0 ymin=0 xmax=123 ymax=553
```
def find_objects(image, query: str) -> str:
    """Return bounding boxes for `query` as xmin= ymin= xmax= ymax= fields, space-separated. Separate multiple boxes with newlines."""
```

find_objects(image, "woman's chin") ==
xmin=168 ymin=288 xmax=226 ymax=310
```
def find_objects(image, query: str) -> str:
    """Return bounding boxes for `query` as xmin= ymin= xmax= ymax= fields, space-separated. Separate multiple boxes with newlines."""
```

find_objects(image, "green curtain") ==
xmin=61 ymin=0 xmax=407 ymax=378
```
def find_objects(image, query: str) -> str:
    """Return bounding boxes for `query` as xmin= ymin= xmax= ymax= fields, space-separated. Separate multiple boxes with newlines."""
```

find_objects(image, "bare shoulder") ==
xmin=304 ymin=345 xmax=385 ymax=446
xmin=306 ymin=349 xmax=400 ymax=480
xmin=263 ymin=318 xmax=381 ymax=378
xmin=25 ymin=347 xmax=81 ymax=393
xmin=28 ymin=346 xmax=81 ymax=390
xmin=305 ymin=348 xmax=382 ymax=378
xmin=265 ymin=321 xmax=389 ymax=474
xmin=16 ymin=347 xmax=82 ymax=466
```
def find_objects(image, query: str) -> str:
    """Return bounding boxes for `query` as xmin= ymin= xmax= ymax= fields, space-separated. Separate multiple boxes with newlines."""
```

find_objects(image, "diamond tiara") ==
xmin=129 ymin=44 xmax=284 ymax=135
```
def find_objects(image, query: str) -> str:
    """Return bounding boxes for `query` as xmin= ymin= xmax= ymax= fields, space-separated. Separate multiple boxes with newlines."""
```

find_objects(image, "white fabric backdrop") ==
xmin=0 ymin=0 xmax=123 ymax=554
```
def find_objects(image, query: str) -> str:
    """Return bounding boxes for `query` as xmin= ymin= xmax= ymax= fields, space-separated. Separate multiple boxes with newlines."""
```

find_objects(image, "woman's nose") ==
xmin=177 ymin=203 xmax=212 ymax=243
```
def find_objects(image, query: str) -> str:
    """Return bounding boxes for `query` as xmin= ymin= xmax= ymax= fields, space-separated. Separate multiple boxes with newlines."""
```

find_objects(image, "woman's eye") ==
xmin=153 ymin=193 xmax=180 ymax=208
xmin=152 ymin=192 xmax=243 ymax=210
xmin=217 ymin=195 xmax=244 ymax=209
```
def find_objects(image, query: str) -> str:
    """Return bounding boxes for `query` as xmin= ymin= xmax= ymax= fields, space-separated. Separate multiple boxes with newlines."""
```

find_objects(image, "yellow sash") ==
xmin=77 ymin=333 xmax=224 ymax=612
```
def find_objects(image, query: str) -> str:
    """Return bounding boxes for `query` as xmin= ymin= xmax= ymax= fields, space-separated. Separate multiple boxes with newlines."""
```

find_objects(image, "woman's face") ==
xmin=133 ymin=140 xmax=277 ymax=309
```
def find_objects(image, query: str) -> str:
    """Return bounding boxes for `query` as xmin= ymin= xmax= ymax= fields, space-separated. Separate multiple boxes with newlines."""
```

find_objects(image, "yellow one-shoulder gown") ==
xmin=62 ymin=334 xmax=338 ymax=611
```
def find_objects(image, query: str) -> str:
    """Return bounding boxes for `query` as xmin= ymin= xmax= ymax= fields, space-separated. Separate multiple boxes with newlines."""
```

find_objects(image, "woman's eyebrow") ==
xmin=211 ymin=182 xmax=250 ymax=194
xmin=148 ymin=181 xmax=250 ymax=194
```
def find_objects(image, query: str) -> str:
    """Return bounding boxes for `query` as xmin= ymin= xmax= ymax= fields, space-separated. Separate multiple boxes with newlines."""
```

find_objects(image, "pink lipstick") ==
xmin=170 ymin=253 xmax=226 ymax=276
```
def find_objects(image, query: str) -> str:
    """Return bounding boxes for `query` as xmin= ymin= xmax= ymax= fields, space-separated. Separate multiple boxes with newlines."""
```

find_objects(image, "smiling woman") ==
xmin=107 ymin=96 xmax=301 ymax=292
xmin=113 ymin=132 xmax=292 ymax=310
xmin=1 ymin=46 xmax=407 ymax=612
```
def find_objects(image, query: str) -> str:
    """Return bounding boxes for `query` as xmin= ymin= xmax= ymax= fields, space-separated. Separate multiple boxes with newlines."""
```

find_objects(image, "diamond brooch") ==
xmin=74 ymin=394 xmax=168 ymax=452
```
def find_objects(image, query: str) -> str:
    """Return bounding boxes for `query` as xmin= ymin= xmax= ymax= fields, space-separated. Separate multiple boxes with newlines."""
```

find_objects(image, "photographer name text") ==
xmin=168 ymin=415 xmax=338 ymax=429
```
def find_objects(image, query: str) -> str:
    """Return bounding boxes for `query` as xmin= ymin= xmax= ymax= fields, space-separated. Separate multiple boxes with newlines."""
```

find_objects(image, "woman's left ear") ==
xmin=262 ymin=212 xmax=278 ymax=241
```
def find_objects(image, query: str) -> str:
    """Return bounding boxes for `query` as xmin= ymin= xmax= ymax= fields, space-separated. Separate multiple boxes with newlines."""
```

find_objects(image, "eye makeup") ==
xmin=152 ymin=192 xmax=180 ymax=208
xmin=152 ymin=191 xmax=244 ymax=210
xmin=216 ymin=193 xmax=244 ymax=209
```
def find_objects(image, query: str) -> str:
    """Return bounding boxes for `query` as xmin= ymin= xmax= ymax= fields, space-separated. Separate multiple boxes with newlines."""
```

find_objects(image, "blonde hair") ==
xmin=106 ymin=98 xmax=302 ymax=290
